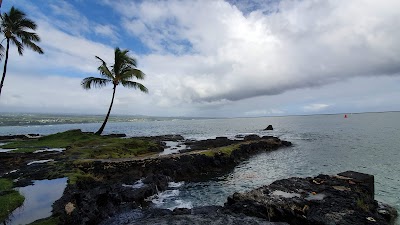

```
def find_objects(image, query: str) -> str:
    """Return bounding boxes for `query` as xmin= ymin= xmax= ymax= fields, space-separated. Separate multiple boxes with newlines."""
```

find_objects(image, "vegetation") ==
xmin=0 ymin=178 xmax=25 ymax=223
xmin=81 ymin=47 xmax=148 ymax=135
xmin=0 ymin=6 xmax=44 ymax=97
xmin=2 ymin=129 xmax=159 ymax=158
xmin=200 ymin=143 xmax=241 ymax=157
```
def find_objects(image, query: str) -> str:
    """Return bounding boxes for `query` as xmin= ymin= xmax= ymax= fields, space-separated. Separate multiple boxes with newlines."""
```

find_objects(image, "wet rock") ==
xmin=106 ymin=206 xmax=289 ymax=225
xmin=184 ymin=137 xmax=240 ymax=151
xmin=264 ymin=125 xmax=273 ymax=130
xmin=104 ymin=133 xmax=127 ymax=138
xmin=53 ymin=174 xmax=170 ymax=225
xmin=225 ymin=173 xmax=398 ymax=225
xmin=244 ymin=134 xmax=261 ymax=141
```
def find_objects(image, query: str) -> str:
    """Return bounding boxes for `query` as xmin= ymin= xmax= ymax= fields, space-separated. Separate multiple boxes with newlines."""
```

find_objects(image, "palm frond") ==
xmin=81 ymin=77 xmax=111 ymax=90
xmin=21 ymin=39 xmax=43 ymax=54
xmin=120 ymin=68 xmax=146 ymax=81
xmin=0 ymin=44 xmax=4 ymax=60
xmin=18 ymin=18 xmax=37 ymax=30
xmin=112 ymin=48 xmax=137 ymax=77
xmin=121 ymin=80 xmax=148 ymax=93
xmin=95 ymin=56 xmax=114 ymax=80
xmin=10 ymin=36 xmax=23 ymax=55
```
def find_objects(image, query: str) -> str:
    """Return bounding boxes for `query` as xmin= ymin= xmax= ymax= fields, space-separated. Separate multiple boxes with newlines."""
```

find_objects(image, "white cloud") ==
xmin=303 ymin=104 xmax=330 ymax=113
xmin=2 ymin=0 xmax=400 ymax=117
xmin=94 ymin=24 xmax=119 ymax=43
xmin=110 ymin=0 xmax=400 ymax=104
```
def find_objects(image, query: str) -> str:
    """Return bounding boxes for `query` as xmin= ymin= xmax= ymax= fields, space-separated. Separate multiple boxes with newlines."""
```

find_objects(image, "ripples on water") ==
xmin=1 ymin=112 xmax=399 ymax=223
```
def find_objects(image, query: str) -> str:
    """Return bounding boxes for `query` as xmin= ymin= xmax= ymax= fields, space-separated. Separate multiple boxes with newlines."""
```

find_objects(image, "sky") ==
xmin=0 ymin=0 xmax=399 ymax=117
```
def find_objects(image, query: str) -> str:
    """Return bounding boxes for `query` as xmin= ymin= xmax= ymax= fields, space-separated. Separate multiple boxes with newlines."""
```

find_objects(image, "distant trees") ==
xmin=82 ymin=47 xmax=148 ymax=135
xmin=0 ymin=6 xmax=44 ymax=97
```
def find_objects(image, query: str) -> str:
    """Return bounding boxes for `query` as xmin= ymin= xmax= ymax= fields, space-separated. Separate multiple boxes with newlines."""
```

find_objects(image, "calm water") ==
xmin=1 ymin=112 xmax=399 ymax=223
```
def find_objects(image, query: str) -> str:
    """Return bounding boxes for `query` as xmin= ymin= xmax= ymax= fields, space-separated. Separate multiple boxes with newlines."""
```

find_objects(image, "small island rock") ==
xmin=264 ymin=125 xmax=273 ymax=130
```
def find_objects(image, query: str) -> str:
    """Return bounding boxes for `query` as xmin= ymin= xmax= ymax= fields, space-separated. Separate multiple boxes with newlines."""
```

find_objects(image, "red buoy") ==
xmin=344 ymin=114 xmax=348 ymax=118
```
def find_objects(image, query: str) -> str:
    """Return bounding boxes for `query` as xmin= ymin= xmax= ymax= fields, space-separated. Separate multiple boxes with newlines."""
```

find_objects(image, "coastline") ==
xmin=0 ymin=130 xmax=398 ymax=224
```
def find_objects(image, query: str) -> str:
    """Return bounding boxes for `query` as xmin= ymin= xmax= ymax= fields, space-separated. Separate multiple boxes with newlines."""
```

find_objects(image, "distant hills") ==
xmin=0 ymin=113 xmax=213 ymax=126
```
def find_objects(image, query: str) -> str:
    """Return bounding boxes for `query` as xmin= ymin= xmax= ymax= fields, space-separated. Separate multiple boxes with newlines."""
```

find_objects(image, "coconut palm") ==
xmin=82 ymin=47 xmax=148 ymax=135
xmin=0 ymin=6 xmax=44 ymax=97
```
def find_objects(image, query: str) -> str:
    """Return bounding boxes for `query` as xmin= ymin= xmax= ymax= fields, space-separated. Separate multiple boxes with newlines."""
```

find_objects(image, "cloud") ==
xmin=94 ymin=24 xmax=119 ymax=43
xmin=108 ymin=0 xmax=400 ymax=104
xmin=303 ymin=104 xmax=330 ymax=112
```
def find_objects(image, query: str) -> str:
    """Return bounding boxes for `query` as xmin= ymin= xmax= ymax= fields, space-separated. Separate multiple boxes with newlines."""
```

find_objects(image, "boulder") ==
xmin=225 ymin=172 xmax=398 ymax=225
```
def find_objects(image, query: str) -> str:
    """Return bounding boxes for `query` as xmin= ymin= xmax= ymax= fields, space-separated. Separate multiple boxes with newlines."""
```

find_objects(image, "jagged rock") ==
xmin=53 ymin=174 xmax=170 ymax=225
xmin=244 ymin=134 xmax=261 ymax=141
xmin=264 ymin=125 xmax=273 ymax=130
xmin=101 ymin=206 xmax=289 ymax=225
xmin=225 ymin=173 xmax=398 ymax=225
xmin=104 ymin=133 xmax=127 ymax=138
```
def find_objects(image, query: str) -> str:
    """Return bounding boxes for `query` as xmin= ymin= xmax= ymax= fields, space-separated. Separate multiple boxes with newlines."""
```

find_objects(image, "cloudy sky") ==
xmin=0 ymin=0 xmax=399 ymax=117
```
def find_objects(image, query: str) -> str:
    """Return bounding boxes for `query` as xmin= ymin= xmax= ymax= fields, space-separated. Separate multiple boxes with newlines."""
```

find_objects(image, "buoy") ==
xmin=344 ymin=114 xmax=348 ymax=118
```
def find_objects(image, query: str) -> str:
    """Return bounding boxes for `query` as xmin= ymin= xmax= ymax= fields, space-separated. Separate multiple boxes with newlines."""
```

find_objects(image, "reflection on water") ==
xmin=7 ymin=178 xmax=68 ymax=225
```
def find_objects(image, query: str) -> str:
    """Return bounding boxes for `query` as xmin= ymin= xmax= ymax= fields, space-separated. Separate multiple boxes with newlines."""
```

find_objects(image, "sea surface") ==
xmin=1 ymin=112 xmax=399 ymax=224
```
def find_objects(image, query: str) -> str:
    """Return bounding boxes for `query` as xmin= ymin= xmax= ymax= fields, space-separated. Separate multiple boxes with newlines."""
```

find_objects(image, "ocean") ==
xmin=1 ymin=112 xmax=399 ymax=223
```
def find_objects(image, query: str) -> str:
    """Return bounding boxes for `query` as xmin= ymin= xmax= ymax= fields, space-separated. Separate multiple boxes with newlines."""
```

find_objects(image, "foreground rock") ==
xmin=52 ymin=136 xmax=292 ymax=224
xmin=226 ymin=172 xmax=398 ymax=225
xmin=101 ymin=207 xmax=288 ymax=225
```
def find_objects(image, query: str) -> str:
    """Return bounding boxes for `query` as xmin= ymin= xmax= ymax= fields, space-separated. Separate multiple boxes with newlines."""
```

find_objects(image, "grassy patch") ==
xmin=356 ymin=198 xmax=370 ymax=212
xmin=200 ymin=144 xmax=241 ymax=157
xmin=0 ymin=179 xmax=13 ymax=191
xmin=28 ymin=217 xmax=59 ymax=225
xmin=2 ymin=129 xmax=159 ymax=159
xmin=0 ymin=179 xmax=25 ymax=223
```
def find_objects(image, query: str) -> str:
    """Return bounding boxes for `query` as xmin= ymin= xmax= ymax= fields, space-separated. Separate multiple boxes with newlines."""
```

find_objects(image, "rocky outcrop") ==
xmin=0 ymin=134 xmax=40 ymax=141
xmin=53 ymin=136 xmax=292 ymax=224
xmin=101 ymin=206 xmax=289 ymax=225
xmin=77 ymin=136 xmax=291 ymax=182
xmin=225 ymin=172 xmax=398 ymax=225
xmin=264 ymin=125 xmax=273 ymax=130
xmin=53 ymin=174 xmax=170 ymax=225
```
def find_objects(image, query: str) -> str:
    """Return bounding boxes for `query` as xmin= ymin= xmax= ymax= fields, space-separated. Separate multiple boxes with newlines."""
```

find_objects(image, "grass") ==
xmin=0 ymin=179 xmax=25 ymax=223
xmin=200 ymin=143 xmax=241 ymax=157
xmin=1 ymin=129 xmax=159 ymax=159
xmin=356 ymin=198 xmax=370 ymax=212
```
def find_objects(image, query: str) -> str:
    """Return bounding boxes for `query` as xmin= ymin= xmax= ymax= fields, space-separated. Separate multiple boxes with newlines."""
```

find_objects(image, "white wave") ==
xmin=122 ymin=179 xmax=145 ymax=189
xmin=167 ymin=199 xmax=193 ymax=210
xmin=149 ymin=190 xmax=180 ymax=207
xmin=27 ymin=159 xmax=54 ymax=166
xmin=168 ymin=181 xmax=184 ymax=188
xmin=34 ymin=148 xmax=65 ymax=153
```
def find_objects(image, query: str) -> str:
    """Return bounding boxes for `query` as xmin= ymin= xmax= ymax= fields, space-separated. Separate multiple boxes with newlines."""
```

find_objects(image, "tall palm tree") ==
xmin=0 ymin=6 xmax=44 ymax=97
xmin=82 ymin=47 xmax=148 ymax=135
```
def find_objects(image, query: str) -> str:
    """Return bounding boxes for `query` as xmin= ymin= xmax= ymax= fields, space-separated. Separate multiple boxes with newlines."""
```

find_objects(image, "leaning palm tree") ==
xmin=82 ymin=47 xmax=148 ymax=135
xmin=0 ymin=6 xmax=44 ymax=97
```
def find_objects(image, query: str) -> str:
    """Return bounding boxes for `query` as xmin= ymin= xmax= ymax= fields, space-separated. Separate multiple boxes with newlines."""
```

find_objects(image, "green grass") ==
xmin=200 ymin=144 xmax=241 ymax=157
xmin=0 ymin=179 xmax=13 ymax=191
xmin=28 ymin=217 xmax=59 ymax=225
xmin=1 ymin=129 xmax=159 ymax=159
xmin=0 ymin=179 xmax=25 ymax=223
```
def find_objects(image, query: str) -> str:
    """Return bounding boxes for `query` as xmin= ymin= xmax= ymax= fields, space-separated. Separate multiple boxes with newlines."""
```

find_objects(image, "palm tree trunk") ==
xmin=0 ymin=38 xmax=10 ymax=98
xmin=96 ymin=84 xmax=117 ymax=135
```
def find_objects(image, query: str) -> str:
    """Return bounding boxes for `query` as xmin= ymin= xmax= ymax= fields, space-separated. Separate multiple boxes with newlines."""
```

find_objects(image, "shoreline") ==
xmin=0 ymin=131 xmax=398 ymax=224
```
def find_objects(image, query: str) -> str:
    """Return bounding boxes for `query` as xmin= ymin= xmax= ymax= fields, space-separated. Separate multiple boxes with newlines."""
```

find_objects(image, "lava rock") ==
xmin=264 ymin=125 xmax=273 ymax=130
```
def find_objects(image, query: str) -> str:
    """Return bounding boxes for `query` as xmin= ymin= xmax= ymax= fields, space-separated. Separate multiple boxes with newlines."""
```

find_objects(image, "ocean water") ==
xmin=0 ymin=112 xmax=399 ymax=223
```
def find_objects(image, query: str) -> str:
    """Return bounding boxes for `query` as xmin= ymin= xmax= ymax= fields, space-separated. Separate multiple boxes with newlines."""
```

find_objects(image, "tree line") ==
xmin=0 ymin=6 xmax=148 ymax=135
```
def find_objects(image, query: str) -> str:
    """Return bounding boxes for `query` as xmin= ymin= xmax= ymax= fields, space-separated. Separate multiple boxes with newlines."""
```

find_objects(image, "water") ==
xmin=6 ymin=178 xmax=68 ymax=225
xmin=0 ymin=112 xmax=399 ymax=222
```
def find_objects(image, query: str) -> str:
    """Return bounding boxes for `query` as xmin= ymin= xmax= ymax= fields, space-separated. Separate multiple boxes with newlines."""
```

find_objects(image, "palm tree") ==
xmin=82 ymin=47 xmax=148 ymax=135
xmin=0 ymin=6 xmax=44 ymax=97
